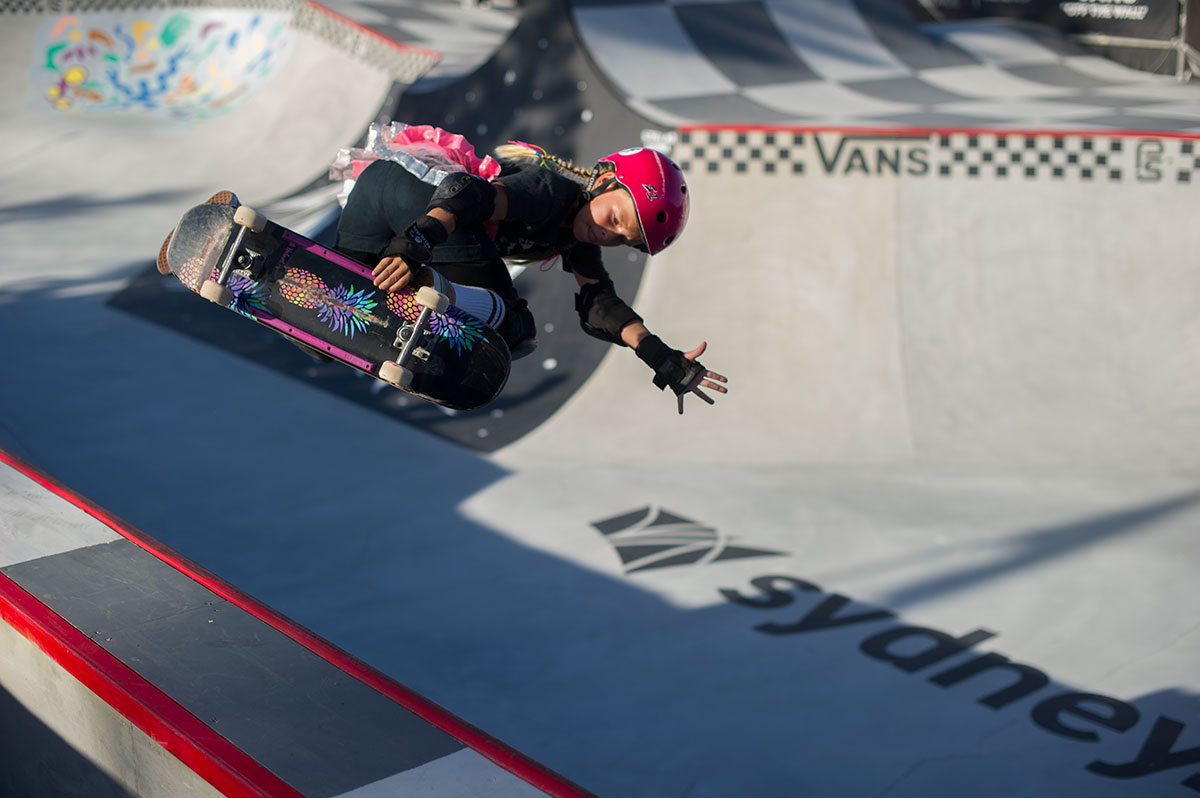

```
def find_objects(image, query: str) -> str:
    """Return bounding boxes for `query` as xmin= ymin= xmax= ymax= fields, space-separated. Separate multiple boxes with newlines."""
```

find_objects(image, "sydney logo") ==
xmin=591 ymin=506 xmax=784 ymax=574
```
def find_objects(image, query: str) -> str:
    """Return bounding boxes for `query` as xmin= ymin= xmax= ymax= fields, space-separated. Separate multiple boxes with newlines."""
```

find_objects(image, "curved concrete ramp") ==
xmin=509 ymin=126 xmax=1200 ymax=469
xmin=571 ymin=0 xmax=1200 ymax=132
xmin=4 ymin=1 xmax=435 ymax=204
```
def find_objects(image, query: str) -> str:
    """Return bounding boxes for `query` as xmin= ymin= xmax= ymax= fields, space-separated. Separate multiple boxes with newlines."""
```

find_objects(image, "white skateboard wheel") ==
xmin=199 ymin=279 xmax=234 ymax=307
xmin=379 ymin=361 xmax=414 ymax=389
xmin=233 ymin=205 xmax=267 ymax=233
xmin=415 ymin=286 xmax=449 ymax=314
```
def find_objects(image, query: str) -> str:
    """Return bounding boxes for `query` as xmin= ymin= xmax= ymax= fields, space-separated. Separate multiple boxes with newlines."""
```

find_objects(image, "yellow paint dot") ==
xmin=64 ymin=67 xmax=86 ymax=85
xmin=47 ymin=86 xmax=62 ymax=99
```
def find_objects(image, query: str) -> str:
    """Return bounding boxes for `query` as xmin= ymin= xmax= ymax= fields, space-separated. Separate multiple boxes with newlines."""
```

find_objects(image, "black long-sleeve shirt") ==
xmin=490 ymin=158 xmax=609 ymax=282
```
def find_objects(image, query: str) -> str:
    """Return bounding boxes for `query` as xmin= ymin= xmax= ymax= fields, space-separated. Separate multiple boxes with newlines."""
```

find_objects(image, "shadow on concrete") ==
xmin=5 ymin=259 xmax=1198 ymax=795
xmin=103 ymin=255 xmax=608 ymax=452
xmin=793 ymin=486 xmax=1200 ymax=613
xmin=880 ymin=490 xmax=1200 ymax=609
xmin=0 ymin=191 xmax=197 ymax=223
xmin=0 ymin=683 xmax=137 ymax=798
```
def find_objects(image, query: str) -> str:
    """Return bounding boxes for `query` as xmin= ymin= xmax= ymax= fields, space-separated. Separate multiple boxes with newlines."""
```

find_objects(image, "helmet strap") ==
xmin=582 ymin=174 xmax=648 ymax=250
xmin=583 ymin=176 xmax=617 ymax=202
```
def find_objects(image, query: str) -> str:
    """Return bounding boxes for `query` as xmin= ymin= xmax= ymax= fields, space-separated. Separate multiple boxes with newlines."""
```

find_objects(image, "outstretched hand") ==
xmin=676 ymin=341 xmax=728 ymax=415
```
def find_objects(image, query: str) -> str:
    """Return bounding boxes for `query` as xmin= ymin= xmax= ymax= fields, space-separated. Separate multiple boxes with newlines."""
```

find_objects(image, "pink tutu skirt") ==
xmin=330 ymin=122 xmax=502 ymax=210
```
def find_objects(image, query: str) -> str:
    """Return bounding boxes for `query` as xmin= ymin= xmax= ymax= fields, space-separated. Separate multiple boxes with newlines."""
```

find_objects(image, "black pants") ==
xmin=336 ymin=159 xmax=535 ymax=349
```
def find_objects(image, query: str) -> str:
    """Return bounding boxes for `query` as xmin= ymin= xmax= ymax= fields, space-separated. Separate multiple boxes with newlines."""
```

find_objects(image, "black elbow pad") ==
xmin=575 ymin=280 xmax=642 ymax=345
xmin=428 ymin=172 xmax=495 ymax=228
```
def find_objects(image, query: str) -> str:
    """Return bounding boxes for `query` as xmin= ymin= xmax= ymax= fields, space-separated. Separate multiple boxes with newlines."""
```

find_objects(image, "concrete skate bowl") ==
xmin=3 ymin=1 xmax=1200 ymax=795
xmin=2 ymin=0 xmax=435 ymax=204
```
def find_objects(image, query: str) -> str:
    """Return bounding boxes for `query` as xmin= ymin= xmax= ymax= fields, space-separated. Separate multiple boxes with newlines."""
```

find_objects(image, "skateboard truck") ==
xmin=200 ymin=206 xmax=267 ymax=306
xmin=379 ymin=287 xmax=448 ymax=388
xmin=393 ymin=326 xmax=432 ymax=361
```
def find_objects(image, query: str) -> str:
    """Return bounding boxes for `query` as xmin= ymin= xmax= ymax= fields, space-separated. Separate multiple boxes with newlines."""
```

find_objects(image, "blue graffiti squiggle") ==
xmin=113 ymin=23 xmax=136 ymax=60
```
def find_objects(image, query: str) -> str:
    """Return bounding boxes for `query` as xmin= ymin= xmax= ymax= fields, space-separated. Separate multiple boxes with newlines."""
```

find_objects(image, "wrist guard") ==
xmin=635 ymin=335 xmax=705 ymax=396
xmin=383 ymin=215 xmax=448 ymax=265
xmin=429 ymin=172 xmax=495 ymax=228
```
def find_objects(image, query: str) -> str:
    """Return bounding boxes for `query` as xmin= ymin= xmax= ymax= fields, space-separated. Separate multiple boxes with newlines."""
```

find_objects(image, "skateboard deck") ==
xmin=162 ymin=199 xmax=510 ymax=411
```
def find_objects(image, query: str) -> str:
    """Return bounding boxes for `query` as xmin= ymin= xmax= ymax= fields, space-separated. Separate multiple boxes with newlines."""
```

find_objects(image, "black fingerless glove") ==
xmin=635 ymin=335 xmax=705 ymax=396
xmin=381 ymin=215 xmax=449 ymax=265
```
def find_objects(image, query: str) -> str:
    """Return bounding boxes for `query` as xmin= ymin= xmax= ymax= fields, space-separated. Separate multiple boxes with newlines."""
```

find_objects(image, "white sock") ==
xmin=449 ymin=283 xmax=506 ymax=328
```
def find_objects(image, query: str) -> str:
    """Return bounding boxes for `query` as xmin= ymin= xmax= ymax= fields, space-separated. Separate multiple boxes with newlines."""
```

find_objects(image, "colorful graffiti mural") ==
xmin=38 ymin=10 xmax=291 ymax=118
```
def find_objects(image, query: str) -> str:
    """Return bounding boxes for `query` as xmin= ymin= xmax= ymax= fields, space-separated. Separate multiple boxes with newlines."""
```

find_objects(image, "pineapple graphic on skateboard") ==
xmin=158 ymin=194 xmax=510 ymax=411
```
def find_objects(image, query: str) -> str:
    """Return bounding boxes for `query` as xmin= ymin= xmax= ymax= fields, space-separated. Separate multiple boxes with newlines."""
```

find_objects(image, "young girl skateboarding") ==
xmin=333 ymin=126 xmax=727 ymax=414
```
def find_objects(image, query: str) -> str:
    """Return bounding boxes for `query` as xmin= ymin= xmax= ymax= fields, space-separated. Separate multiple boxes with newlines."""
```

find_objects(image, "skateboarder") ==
xmin=335 ymin=136 xmax=728 ymax=414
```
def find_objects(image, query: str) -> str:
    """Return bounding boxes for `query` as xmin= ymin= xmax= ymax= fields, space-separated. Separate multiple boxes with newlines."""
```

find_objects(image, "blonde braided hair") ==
xmin=494 ymin=141 xmax=600 ymax=186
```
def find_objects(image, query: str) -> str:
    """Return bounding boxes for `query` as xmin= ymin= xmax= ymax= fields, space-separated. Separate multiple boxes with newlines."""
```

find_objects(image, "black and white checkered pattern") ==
xmin=571 ymin=0 xmax=1200 ymax=134
xmin=675 ymin=130 xmax=810 ymax=175
xmin=674 ymin=128 xmax=1200 ymax=184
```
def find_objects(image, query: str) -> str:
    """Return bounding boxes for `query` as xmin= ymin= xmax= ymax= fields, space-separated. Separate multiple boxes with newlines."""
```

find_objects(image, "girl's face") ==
xmin=573 ymin=184 xmax=643 ymax=248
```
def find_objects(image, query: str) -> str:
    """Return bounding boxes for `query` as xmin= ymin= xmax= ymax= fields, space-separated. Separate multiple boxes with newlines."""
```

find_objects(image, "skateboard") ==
xmin=159 ymin=197 xmax=511 ymax=411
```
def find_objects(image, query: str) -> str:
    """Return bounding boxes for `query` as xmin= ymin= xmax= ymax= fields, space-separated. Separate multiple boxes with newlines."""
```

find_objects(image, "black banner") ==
xmin=905 ymin=0 xmax=1179 ymax=40
xmin=905 ymin=0 xmax=1192 ymax=76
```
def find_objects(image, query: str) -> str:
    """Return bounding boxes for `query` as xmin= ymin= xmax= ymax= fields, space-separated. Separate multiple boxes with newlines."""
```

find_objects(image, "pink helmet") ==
xmin=597 ymin=148 xmax=689 ymax=255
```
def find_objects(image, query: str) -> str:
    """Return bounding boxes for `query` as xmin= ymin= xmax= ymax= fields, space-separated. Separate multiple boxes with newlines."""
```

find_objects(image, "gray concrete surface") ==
xmin=2 ymin=0 xmax=1199 ymax=796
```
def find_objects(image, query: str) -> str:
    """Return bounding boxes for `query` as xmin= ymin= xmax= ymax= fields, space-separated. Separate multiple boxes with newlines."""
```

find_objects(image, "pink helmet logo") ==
xmin=642 ymin=184 xmax=659 ymax=201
